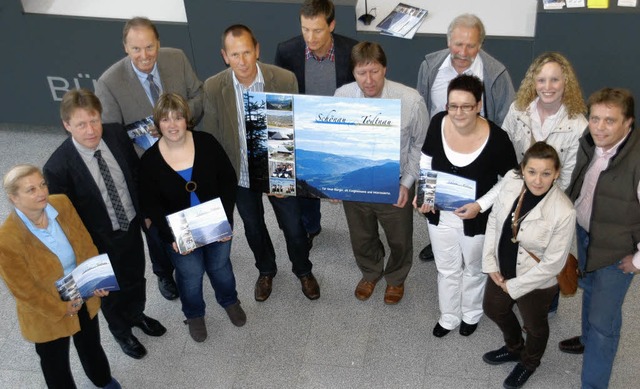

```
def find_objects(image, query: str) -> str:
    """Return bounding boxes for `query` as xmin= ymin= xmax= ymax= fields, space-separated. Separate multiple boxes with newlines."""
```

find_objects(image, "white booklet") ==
xmin=166 ymin=198 xmax=233 ymax=254
xmin=376 ymin=3 xmax=428 ymax=39
xmin=55 ymin=254 xmax=120 ymax=301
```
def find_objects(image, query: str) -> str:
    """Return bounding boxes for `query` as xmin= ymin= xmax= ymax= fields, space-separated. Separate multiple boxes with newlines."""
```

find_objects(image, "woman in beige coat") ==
xmin=481 ymin=143 xmax=576 ymax=389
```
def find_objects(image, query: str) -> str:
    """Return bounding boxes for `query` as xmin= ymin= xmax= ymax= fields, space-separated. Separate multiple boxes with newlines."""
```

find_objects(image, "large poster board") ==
xmin=245 ymin=92 xmax=402 ymax=204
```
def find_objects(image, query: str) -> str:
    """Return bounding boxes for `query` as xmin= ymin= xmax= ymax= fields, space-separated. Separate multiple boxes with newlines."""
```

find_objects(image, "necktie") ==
xmin=94 ymin=150 xmax=130 ymax=231
xmin=147 ymin=74 xmax=160 ymax=105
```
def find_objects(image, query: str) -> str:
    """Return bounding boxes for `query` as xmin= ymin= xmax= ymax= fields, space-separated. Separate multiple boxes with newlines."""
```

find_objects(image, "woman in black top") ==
xmin=415 ymin=75 xmax=517 ymax=338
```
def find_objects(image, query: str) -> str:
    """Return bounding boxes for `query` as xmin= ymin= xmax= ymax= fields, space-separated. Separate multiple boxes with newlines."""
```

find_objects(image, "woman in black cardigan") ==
xmin=415 ymin=75 xmax=517 ymax=339
xmin=140 ymin=93 xmax=245 ymax=342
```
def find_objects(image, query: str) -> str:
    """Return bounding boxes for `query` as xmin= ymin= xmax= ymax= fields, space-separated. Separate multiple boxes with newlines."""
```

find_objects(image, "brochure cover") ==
xmin=543 ymin=0 xmax=567 ymax=9
xmin=124 ymin=115 xmax=158 ymax=151
xmin=245 ymin=92 xmax=402 ymax=204
xmin=55 ymin=254 xmax=120 ymax=301
xmin=376 ymin=3 xmax=428 ymax=39
xmin=416 ymin=155 xmax=476 ymax=211
xmin=165 ymin=197 xmax=233 ymax=254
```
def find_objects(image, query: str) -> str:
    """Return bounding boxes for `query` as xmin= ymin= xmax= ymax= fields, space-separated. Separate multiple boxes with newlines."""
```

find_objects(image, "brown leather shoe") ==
xmin=384 ymin=283 xmax=404 ymax=305
xmin=299 ymin=273 xmax=320 ymax=300
xmin=559 ymin=336 xmax=584 ymax=354
xmin=354 ymin=278 xmax=377 ymax=301
xmin=255 ymin=275 xmax=274 ymax=302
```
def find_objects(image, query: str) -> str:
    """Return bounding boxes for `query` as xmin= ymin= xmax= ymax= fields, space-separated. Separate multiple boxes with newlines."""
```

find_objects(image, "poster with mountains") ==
xmin=244 ymin=92 xmax=401 ymax=204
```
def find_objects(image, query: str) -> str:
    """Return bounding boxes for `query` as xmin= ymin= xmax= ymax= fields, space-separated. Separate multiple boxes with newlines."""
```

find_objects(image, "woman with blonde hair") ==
xmin=502 ymin=52 xmax=587 ymax=191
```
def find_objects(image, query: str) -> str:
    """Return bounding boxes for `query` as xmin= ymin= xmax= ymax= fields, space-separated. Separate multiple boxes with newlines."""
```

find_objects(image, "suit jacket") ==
xmin=0 ymin=194 xmax=101 ymax=343
xmin=44 ymin=123 xmax=140 ymax=252
xmin=95 ymin=47 xmax=204 ymax=126
xmin=201 ymin=62 xmax=298 ymax=180
xmin=274 ymin=33 xmax=358 ymax=94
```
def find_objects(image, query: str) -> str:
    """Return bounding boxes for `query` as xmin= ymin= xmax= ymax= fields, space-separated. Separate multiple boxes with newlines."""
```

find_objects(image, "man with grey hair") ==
xmin=415 ymin=13 xmax=515 ymax=262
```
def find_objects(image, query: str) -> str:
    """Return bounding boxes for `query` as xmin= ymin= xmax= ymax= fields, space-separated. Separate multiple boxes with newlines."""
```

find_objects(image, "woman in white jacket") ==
xmin=481 ymin=142 xmax=576 ymax=389
xmin=502 ymin=52 xmax=587 ymax=191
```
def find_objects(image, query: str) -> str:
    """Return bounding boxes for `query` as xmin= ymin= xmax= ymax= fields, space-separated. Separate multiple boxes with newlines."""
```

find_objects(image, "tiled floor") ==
xmin=0 ymin=123 xmax=638 ymax=388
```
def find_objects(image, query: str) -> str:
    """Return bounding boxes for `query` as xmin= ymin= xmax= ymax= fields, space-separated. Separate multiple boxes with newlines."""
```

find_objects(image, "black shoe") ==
xmin=432 ymin=322 xmax=451 ymax=338
xmin=133 ymin=314 xmax=167 ymax=337
xmin=307 ymin=228 xmax=322 ymax=249
xmin=158 ymin=276 xmax=179 ymax=300
xmin=483 ymin=346 xmax=520 ymax=365
xmin=558 ymin=336 xmax=584 ymax=354
xmin=419 ymin=244 xmax=434 ymax=261
xmin=459 ymin=321 xmax=478 ymax=336
xmin=115 ymin=334 xmax=147 ymax=359
xmin=503 ymin=363 xmax=534 ymax=389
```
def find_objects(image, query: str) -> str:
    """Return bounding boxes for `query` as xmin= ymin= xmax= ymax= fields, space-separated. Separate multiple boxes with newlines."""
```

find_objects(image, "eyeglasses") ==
xmin=446 ymin=104 xmax=476 ymax=113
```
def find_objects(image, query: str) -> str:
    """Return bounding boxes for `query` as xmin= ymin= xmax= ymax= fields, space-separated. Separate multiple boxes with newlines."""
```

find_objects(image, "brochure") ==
xmin=245 ymin=92 xmax=402 ymax=204
xmin=416 ymin=154 xmax=476 ymax=211
xmin=165 ymin=198 xmax=233 ymax=254
xmin=124 ymin=115 xmax=158 ymax=151
xmin=55 ymin=254 xmax=119 ymax=301
xmin=618 ymin=0 xmax=637 ymax=7
xmin=543 ymin=0 xmax=567 ymax=9
xmin=566 ymin=0 xmax=586 ymax=7
xmin=587 ymin=0 xmax=609 ymax=7
xmin=376 ymin=3 xmax=428 ymax=39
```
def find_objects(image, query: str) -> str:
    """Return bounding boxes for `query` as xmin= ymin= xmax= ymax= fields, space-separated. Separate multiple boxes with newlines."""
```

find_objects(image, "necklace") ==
xmin=510 ymin=186 xmax=529 ymax=243
xmin=30 ymin=212 xmax=47 ymax=228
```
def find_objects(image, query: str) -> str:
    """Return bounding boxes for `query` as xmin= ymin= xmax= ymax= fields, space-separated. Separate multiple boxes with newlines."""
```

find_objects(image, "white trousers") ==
xmin=428 ymin=212 xmax=487 ymax=330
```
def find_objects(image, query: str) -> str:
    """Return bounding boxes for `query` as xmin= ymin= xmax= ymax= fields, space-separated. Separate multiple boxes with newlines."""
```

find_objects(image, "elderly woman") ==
xmin=481 ymin=142 xmax=576 ymax=389
xmin=139 ymin=93 xmax=244 ymax=342
xmin=0 ymin=165 xmax=119 ymax=389
xmin=502 ymin=52 xmax=587 ymax=191
xmin=415 ymin=74 xmax=517 ymax=338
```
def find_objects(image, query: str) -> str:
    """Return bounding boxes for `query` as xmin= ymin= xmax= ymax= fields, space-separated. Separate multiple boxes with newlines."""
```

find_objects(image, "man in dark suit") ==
xmin=95 ymin=17 xmax=203 ymax=300
xmin=44 ymin=89 xmax=166 ymax=360
xmin=202 ymin=24 xmax=319 ymax=302
xmin=274 ymin=0 xmax=358 ymax=245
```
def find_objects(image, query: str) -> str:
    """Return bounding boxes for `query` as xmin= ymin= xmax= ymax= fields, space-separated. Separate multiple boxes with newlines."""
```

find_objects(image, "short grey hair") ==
xmin=447 ymin=14 xmax=485 ymax=45
xmin=3 ymin=164 xmax=42 ymax=198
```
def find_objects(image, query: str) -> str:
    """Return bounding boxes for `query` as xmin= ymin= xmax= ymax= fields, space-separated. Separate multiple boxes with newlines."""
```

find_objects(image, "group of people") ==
xmin=0 ymin=1 xmax=637 ymax=389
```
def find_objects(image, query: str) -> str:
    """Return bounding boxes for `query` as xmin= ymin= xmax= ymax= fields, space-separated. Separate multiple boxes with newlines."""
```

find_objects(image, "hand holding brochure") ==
xmin=124 ymin=115 xmax=158 ymax=151
xmin=56 ymin=254 xmax=120 ymax=301
xmin=416 ymin=155 xmax=476 ymax=211
xmin=166 ymin=198 xmax=233 ymax=254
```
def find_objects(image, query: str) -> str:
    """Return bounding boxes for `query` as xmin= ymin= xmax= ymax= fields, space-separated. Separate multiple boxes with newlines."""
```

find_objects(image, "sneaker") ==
xmin=483 ymin=346 xmax=520 ymax=365
xmin=503 ymin=363 xmax=534 ymax=389
xmin=184 ymin=317 xmax=207 ymax=342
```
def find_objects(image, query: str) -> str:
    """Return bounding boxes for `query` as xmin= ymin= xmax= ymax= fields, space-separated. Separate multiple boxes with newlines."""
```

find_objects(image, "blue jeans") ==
xmin=577 ymin=225 xmax=634 ymax=389
xmin=236 ymin=186 xmax=312 ymax=276
xmin=168 ymin=240 xmax=238 ymax=319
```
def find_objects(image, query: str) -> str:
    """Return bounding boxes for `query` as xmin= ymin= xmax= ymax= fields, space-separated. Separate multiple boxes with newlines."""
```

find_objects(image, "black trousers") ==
xmin=483 ymin=279 xmax=558 ymax=371
xmin=99 ymin=218 xmax=147 ymax=339
xmin=142 ymin=220 xmax=175 ymax=279
xmin=34 ymin=305 xmax=112 ymax=389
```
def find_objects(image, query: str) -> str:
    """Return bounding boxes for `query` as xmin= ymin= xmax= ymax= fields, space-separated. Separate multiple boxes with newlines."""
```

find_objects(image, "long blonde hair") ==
xmin=514 ymin=52 xmax=586 ymax=118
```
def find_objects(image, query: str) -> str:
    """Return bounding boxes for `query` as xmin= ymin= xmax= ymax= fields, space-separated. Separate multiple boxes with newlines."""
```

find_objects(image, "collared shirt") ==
xmin=305 ymin=39 xmax=335 ymax=62
xmin=72 ymin=138 xmax=136 ymax=230
xmin=528 ymin=97 xmax=565 ymax=141
xmin=575 ymin=131 xmax=631 ymax=232
xmin=131 ymin=61 xmax=163 ymax=106
xmin=429 ymin=53 xmax=484 ymax=119
xmin=231 ymin=64 xmax=265 ymax=188
xmin=16 ymin=203 xmax=76 ymax=275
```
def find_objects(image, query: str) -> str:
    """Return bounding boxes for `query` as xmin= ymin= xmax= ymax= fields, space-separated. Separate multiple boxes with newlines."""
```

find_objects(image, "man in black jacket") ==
xmin=44 ymin=89 xmax=165 ymax=360
xmin=275 ymin=0 xmax=357 ymax=247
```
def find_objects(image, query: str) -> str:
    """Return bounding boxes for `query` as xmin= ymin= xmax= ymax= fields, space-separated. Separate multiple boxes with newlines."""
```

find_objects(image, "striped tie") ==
xmin=94 ymin=150 xmax=130 ymax=231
